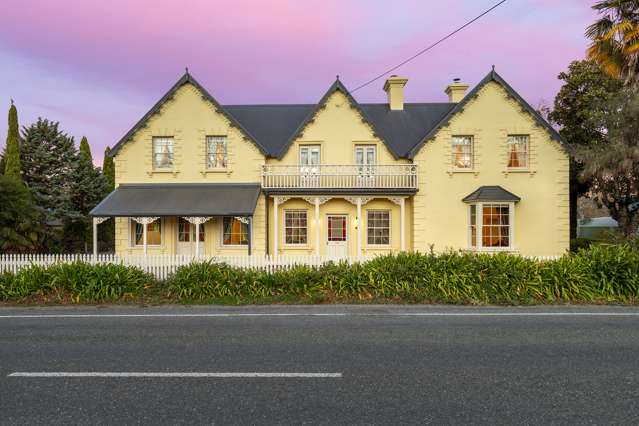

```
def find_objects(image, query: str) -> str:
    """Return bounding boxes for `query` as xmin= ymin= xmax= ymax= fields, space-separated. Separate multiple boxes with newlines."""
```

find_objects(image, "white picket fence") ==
xmin=0 ymin=254 xmax=375 ymax=280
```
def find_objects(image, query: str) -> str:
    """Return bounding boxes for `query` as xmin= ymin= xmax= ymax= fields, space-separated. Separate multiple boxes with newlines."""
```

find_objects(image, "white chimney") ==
xmin=383 ymin=75 xmax=408 ymax=110
xmin=445 ymin=78 xmax=469 ymax=103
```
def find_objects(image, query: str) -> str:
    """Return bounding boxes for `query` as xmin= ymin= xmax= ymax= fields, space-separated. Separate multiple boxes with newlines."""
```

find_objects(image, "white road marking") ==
xmin=8 ymin=372 xmax=342 ymax=378
xmin=0 ymin=312 xmax=639 ymax=318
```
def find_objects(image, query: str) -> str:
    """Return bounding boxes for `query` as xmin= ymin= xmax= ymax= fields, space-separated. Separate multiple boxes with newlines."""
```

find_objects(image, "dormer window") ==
xmin=152 ymin=137 xmax=174 ymax=169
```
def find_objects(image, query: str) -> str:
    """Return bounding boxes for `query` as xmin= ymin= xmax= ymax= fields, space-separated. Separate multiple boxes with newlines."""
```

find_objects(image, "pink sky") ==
xmin=0 ymin=0 xmax=596 ymax=165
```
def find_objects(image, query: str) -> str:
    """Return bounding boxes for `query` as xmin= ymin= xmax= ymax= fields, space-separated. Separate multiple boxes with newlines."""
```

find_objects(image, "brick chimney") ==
xmin=445 ymin=78 xmax=469 ymax=103
xmin=383 ymin=75 xmax=408 ymax=110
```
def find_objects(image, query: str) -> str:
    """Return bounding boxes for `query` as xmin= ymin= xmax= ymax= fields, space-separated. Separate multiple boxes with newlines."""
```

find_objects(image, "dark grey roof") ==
xmin=108 ymin=68 xmax=566 ymax=160
xmin=408 ymin=68 xmax=571 ymax=158
xmin=90 ymin=183 xmax=261 ymax=217
xmin=224 ymin=101 xmax=454 ymax=159
xmin=462 ymin=186 xmax=521 ymax=203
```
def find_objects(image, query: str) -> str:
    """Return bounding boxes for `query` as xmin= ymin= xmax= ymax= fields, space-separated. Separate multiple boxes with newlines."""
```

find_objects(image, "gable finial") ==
xmin=10 ymin=98 xmax=13 ymax=106
xmin=185 ymin=66 xmax=190 ymax=75
xmin=336 ymin=74 xmax=340 ymax=81
xmin=492 ymin=64 xmax=495 ymax=72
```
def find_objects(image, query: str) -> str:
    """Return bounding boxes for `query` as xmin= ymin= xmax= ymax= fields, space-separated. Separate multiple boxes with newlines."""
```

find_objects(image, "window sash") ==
xmin=222 ymin=217 xmax=249 ymax=246
xmin=284 ymin=210 xmax=308 ymax=245
xmin=131 ymin=220 xmax=162 ymax=246
xmin=206 ymin=136 xmax=228 ymax=169
xmin=178 ymin=218 xmax=204 ymax=243
xmin=299 ymin=146 xmax=320 ymax=165
xmin=355 ymin=146 xmax=376 ymax=165
xmin=469 ymin=203 xmax=512 ymax=250
xmin=152 ymin=137 xmax=174 ymax=169
xmin=507 ymin=135 xmax=529 ymax=168
xmin=452 ymin=136 xmax=473 ymax=169
xmin=367 ymin=210 xmax=390 ymax=246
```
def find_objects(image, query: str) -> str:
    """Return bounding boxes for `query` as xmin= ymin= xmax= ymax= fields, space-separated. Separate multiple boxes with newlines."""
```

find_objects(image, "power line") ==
xmin=351 ymin=0 xmax=508 ymax=92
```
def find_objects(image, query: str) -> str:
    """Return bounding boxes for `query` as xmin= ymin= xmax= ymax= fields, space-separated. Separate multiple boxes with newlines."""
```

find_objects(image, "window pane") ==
xmin=452 ymin=136 xmax=473 ymax=168
xmin=507 ymin=135 xmax=528 ymax=168
xmin=367 ymin=210 xmax=390 ymax=245
xmin=132 ymin=220 xmax=162 ymax=246
xmin=206 ymin=136 xmax=227 ymax=168
xmin=153 ymin=137 xmax=174 ymax=169
xmin=480 ymin=204 xmax=510 ymax=248
xmin=222 ymin=217 xmax=249 ymax=245
xmin=285 ymin=210 xmax=307 ymax=244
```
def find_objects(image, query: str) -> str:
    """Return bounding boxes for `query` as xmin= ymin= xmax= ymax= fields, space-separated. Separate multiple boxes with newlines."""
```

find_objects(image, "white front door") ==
xmin=177 ymin=218 xmax=204 ymax=255
xmin=326 ymin=215 xmax=348 ymax=258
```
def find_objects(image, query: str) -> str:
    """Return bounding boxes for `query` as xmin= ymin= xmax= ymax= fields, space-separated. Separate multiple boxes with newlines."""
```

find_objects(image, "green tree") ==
xmin=586 ymin=0 xmax=639 ymax=85
xmin=102 ymin=146 xmax=115 ymax=190
xmin=0 ymin=175 xmax=43 ymax=252
xmin=4 ymin=100 xmax=22 ymax=181
xmin=66 ymin=137 xmax=109 ymax=252
xmin=548 ymin=60 xmax=623 ymax=238
xmin=578 ymin=91 xmax=639 ymax=236
xmin=21 ymin=119 xmax=77 ymax=247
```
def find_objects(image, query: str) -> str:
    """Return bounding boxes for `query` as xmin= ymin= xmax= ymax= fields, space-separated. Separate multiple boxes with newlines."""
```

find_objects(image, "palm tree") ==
xmin=586 ymin=0 xmax=639 ymax=85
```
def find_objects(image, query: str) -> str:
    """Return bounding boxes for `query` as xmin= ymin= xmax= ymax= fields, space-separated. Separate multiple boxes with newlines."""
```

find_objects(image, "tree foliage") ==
xmin=4 ymin=101 xmax=22 ymax=181
xmin=102 ymin=146 xmax=115 ymax=191
xmin=0 ymin=175 xmax=43 ymax=252
xmin=586 ymin=0 xmax=639 ymax=85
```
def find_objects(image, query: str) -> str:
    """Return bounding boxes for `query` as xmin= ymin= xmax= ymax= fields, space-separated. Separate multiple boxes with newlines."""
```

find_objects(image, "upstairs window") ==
xmin=507 ymin=135 xmax=529 ymax=168
xmin=152 ymin=137 xmax=174 ymax=169
xmin=207 ymin=136 xmax=228 ymax=169
xmin=299 ymin=145 xmax=321 ymax=166
xmin=452 ymin=136 xmax=473 ymax=169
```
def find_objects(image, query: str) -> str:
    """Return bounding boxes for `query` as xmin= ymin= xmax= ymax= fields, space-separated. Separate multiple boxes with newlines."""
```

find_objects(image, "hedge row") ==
xmin=1 ymin=244 xmax=639 ymax=304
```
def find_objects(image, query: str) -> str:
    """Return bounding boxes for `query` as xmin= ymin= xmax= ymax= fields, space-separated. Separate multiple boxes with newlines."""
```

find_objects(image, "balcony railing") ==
xmin=261 ymin=164 xmax=418 ymax=190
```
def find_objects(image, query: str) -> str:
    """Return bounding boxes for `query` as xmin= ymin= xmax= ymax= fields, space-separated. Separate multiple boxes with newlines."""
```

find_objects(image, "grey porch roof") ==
xmin=462 ymin=186 xmax=521 ymax=203
xmin=90 ymin=183 xmax=261 ymax=217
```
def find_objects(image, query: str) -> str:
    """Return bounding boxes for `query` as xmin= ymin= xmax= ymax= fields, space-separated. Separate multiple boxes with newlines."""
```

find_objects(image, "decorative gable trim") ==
xmin=108 ymin=70 xmax=268 ymax=157
xmin=274 ymin=78 xmax=398 ymax=159
xmin=407 ymin=68 xmax=573 ymax=159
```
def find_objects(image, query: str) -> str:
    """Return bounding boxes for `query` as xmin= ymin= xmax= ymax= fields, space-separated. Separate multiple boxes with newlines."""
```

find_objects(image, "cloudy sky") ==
xmin=0 ymin=0 xmax=595 ymax=165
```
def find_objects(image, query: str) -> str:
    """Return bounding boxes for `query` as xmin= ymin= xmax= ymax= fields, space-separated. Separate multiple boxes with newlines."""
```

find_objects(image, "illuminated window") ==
xmin=131 ymin=220 xmax=162 ymax=246
xmin=468 ymin=203 xmax=512 ymax=249
xmin=206 ymin=136 xmax=227 ymax=168
xmin=222 ymin=217 xmax=249 ymax=246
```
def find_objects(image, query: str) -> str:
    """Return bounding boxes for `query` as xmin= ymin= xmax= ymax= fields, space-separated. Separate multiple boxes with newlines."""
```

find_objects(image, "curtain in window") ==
xmin=507 ymin=135 xmax=528 ymax=168
xmin=452 ymin=136 xmax=472 ymax=168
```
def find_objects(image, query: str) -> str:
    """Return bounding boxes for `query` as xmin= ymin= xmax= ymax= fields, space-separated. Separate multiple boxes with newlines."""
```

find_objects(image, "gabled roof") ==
xmin=273 ymin=78 xmax=391 ymax=159
xmin=108 ymin=71 xmax=269 ymax=157
xmin=407 ymin=68 xmax=571 ymax=158
xmin=462 ymin=185 xmax=521 ymax=203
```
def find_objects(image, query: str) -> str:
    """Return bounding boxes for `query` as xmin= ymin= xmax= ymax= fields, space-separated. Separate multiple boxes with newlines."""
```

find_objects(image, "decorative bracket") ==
xmin=131 ymin=217 xmax=159 ymax=225
xmin=302 ymin=196 xmax=333 ymax=205
xmin=274 ymin=196 xmax=293 ymax=204
xmin=388 ymin=197 xmax=406 ymax=206
xmin=234 ymin=216 xmax=250 ymax=224
xmin=93 ymin=217 xmax=110 ymax=225
xmin=182 ymin=216 xmax=211 ymax=225
xmin=344 ymin=196 xmax=373 ymax=206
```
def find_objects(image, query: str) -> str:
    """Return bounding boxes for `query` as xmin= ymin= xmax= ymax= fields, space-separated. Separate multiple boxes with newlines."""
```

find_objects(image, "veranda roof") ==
xmin=90 ymin=183 xmax=261 ymax=217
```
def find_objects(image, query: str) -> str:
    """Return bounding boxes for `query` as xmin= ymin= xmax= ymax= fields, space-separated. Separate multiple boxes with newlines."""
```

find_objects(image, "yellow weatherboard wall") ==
xmin=412 ymin=81 xmax=569 ymax=256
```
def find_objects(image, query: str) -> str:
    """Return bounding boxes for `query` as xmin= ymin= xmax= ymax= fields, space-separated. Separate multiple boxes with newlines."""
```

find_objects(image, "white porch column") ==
xmin=315 ymin=197 xmax=320 ymax=256
xmin=195 ymin=222 xmax=200 ymax=257
xmin=400 ymin=197 xmax=406 ymax=252
xmin=356 ymin=197 xmax=362 ymax=257
xmin=273 ymin=197 xmax=279 ymax=256
xmin=92 ymin=217 xmax=109 ymax=257
xmin=143 ymin=223 xmax=148 ymax=255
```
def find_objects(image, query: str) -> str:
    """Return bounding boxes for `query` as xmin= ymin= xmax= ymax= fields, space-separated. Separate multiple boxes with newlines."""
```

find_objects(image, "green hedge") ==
xmin=1 ymin=244 xmax=639 ymax=304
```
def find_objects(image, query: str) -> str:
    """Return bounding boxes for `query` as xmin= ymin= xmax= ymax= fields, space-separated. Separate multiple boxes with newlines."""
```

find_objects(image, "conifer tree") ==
xmin=21 ymin=119 xmax=78 ymax=244
xmin=4 ymin=100 xmax=22 ymax=181
xmin=102 ymin=146 xmax=115 ymax=190
xmin=0 ymin=175 xmax=43 ymax=251
xmin=79 ymin=136 xmax=92 ymax=161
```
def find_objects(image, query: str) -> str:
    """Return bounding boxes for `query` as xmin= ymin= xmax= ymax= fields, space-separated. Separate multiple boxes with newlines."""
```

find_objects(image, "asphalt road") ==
xmin=2 ymin=305 xmax=639 ymax=425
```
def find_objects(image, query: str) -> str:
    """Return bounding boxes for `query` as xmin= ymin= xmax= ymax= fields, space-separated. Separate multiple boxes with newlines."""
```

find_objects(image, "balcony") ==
xmin=261 ymin=164 xmax=418 ymax=190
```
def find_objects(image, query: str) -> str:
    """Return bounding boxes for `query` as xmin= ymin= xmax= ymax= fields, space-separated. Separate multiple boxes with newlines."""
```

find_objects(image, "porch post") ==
xmin=356 ymin=197 xmax=362 ymax=257
xmin=248 ymin=217 xmax=252 ymax=256
xmin=195 ymin=222 xmax=200 ymax=258
xmin=273 ymin=196 xmax=279 ymax=256
xmin=93 ymin=218 xmax=98 ymax=257
xmin=143 ymin=222 xmax=148 ymax=256
xmin=400 ymin=197 xmax=406 ymax=252
xmin=315 ymin=197 xmax=320 ymax=256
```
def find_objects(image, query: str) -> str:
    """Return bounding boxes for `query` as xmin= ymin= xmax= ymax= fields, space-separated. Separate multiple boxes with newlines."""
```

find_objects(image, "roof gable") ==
xmin=407 ymin=68 xmax=572 ymax=158
xmin=274 ymin=78 xmax=394 ymax=159
xmin=108 ymin=71 xmax=268 ymax=157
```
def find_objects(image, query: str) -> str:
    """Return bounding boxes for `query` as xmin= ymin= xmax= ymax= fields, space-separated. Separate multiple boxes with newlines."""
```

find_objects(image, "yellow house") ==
xmin=91 ymin=68 xmax=570 ymax=258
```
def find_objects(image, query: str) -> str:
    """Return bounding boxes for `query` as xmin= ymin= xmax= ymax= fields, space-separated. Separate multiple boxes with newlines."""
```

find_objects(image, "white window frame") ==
xmin=129 ymin=218 xmax=164 ymax=248
xmin=452 ymin=135 xmax=473 ymax=169
xmin=220 ymin=216 xmax=251 ymax=247
xmin=299 ymin=145 xmax=321 ymax=166
xmin=152 ymin=137 xmax=174 ymax=170
xmin=355 ymin=145 xmax=377 ymax=166
xmin=467 ymin=202 xmax=515 ymax=251
xmin=506 ymin=135 xmax=529 ymax=170
xmin=366 ymin=209 xmax=391 ymax=247
xmin=284 ymin=209 xmax=309 ymax=246
xmin=206 ymin=135 xmax=228 ymax=169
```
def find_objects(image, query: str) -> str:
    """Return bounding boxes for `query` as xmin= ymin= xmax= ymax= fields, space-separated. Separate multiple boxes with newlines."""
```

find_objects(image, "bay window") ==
xmin=468 ymin=203 xmax=514 ymax=250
